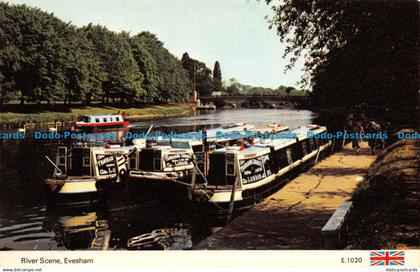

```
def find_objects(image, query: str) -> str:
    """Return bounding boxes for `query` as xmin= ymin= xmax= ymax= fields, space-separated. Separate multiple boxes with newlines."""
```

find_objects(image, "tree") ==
xmin=264 ymin=0 xmax=418 ymax=121
xmin=213 ymin=61 xmax=222 ymax=91
xmin=82 ymin=25 xmax=145 ymax=104
xmin=0 ymin=3 xmax=21 ymax=107
xmin=130 ymin=34 xmax=162 ymax=103
xmin=225 ymin=78 xmax=241 ymax=95
xmin=181 ymin=52 xmax=214 ymax=96
xmin=140 ymin=32 xmax=192 ymax=103
xmin=8 ymin=4 xmax=70 ymax=104
xmin=0 ymin=3 xmax=194 ymax=106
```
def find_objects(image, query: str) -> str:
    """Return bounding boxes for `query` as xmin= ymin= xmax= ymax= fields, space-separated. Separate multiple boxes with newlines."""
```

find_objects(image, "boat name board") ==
xmin=240 ymin=157 xmax=266 ymax=185
xmin=103 ymin=150 xmax=127 ymax=155
xmin=240 ymin=154 xmax=273 ymax=185
xmin=96 ymin=154 xmax=117 ymax=176
xmin=164 ymin=153 xmax=193 ymax=167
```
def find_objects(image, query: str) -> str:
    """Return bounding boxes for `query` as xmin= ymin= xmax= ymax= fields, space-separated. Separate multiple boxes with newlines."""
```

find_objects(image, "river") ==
xmin=0 ymin=109 xmax=314 ymax=250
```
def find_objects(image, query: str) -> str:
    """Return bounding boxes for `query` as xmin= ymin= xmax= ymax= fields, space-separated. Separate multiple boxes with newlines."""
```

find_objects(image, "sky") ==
xmin=5 ymin=0 xmax=305 ymax=88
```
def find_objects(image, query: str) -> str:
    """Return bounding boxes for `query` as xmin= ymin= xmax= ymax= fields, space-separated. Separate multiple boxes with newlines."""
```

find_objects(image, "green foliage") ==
xmin=129 ymin=34 xmax=162 ymax=102
xmin=181 ymin=52 xmax=214 ymax=97
xmin=140 ymin=32 xmax=192 ymax=103
xmin=213 ymin=61 xmax=222 ymax=91
xmin=0 ymin=3 xmax=193 ymax=107
xmin=265 ymin=0 xmax=418 ymax=122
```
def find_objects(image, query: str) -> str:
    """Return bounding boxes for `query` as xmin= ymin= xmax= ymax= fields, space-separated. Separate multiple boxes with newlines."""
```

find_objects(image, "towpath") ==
xmin=195 ymin=141 xmax=376 ymax=249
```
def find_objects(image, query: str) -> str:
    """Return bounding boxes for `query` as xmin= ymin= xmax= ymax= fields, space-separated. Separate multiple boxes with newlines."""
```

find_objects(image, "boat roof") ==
xmin=291 ymin=125 xmax=327 ymax=141
xmin=165 ymin=123 xmax=255 ymax=144
xmin=211 ymin=145 xmax=270 ymax=157
xmin=81 ymin=114 xmax=123 ymax=118
xmin=254 ymin=136 xmax=297 ymax=151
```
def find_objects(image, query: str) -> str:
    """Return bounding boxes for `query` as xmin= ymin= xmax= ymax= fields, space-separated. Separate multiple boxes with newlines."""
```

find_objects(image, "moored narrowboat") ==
xmin=75 ymin=113 xmax=129 ymax=130
xmin=128 ymin=141 xmax=195 ymax=185
xmin=127 ymin=123 xmax=257 ymax=187
xmin=254 ymin=123 xmax=289 ymax=134
xmin=44 ymin=143 xmax=139 ymax=207
xmin=187 ymin=125 xmax=331 ymax=210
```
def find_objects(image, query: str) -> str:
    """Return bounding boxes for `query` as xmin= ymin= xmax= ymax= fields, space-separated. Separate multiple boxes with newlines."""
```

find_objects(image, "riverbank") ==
xmin=346 ymin=135 xmax=419 ymax=249
xmin=0 ymin=104 xmax=193 ymax=126
xmin=195 ymin=141 xmax=376 ymax=249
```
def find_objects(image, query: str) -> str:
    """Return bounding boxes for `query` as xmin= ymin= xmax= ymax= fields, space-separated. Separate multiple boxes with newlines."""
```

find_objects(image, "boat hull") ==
xmin=45 ymin=178 xmax=111 ymax=208
xmin=188 ymin=142 xmax=332 ymax=214
xmin=75 ymin=121 xmax=129 ymax=130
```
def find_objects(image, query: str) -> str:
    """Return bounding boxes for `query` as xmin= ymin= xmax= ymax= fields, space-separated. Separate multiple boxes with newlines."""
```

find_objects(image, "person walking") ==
xmin=352 ymin=121 xmax=365 ymax=154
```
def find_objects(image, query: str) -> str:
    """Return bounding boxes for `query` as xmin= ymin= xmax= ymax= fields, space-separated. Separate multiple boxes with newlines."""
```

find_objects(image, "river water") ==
xmin=0 ymin=109 xmax=314 ymax=250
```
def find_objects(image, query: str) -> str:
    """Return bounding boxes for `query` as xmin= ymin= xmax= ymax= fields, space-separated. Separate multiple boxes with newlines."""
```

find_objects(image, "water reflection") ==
xmin=0 ymin=109 xmax=314 ymax=250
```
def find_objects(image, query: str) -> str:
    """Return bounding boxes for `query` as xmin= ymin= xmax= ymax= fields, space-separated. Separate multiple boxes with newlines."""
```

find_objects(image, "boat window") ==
xmin=194 ymin=152 xmax=207 ymax=184
xmin=95 ymin=118 xmax=100 ymax=123
xmin=154 ymin=158 xmax=161 ymax=170
xmin=129 ymin=151 xmax=137 ymax=169
xmin=226 ymin=164 xmax=234 ymax=175
xmin=291 ymin=143 xmax=302 ymax=161
xmin=207 ymin=153 xmax=226 ymax=186
xmin=116 ymin=117 xmax=120 ymax=121
xmin=272 ymin=149 xmax=289 ymax=170
xmin=110 ymin=117 xmax=113 ymax=122
xmin=139 ymin=149 xmax=154 ymax=171
xmin=309 ymin=139 xmax=316 ymax=151
xmin=262 ymin=154 xmax=275 ymax=176
xmin=58 ymin=147 xmax=66 ymax=156
xmin=286 ymin=148 xmax=293 ymax=165
xmin=103 ymin=118 xmax=107 ymax=122
xmin=314 ymin=138 xmax=320 ymax=148
xmin=83 ymin=156 xmax=90 ymax=167
xmin=68 ymin=148 xmax=84 ymax=176
xmin=226 ymin=154 xmax=235 ymax=176
xmin=153 ymin=150 xmax=162 ymax=170
xmin=301 ymin=142 xmax=308 ymax=156
xmin=157 ymin=141 xmax=190 ymax=149
xmin=59 ymin=157 xmax=66 ymax=165
xmin=192 ymin=144 xmax=204 ymax=153
xmin=82 ymin=149 xmax=91 ymax=175
xmin=55 ymin=146 xmax=68 ymax=176
xmin=226 ymin=154 xmax=236 ymax=185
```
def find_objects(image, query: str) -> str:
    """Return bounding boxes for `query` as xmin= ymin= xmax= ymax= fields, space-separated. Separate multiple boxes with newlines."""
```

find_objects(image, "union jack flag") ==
xmin=370 ymin=251 xmax=405 ymax=266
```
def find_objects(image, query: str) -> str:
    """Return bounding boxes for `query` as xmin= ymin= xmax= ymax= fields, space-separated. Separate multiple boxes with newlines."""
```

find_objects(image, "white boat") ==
xmin=127 ymin=123 xmax=256 ymax=186
xmin=128 ymin=140 xmax=195 ymax=185
xmin=187 ymin=125 xmax=332 ymax=209
xmin=254 ymin=123 xmax=289 ymax=134
xmin=75 ymin=113 xmax=129 ymax=130
xmin=45 ymin=142 xmax=144 ymax=207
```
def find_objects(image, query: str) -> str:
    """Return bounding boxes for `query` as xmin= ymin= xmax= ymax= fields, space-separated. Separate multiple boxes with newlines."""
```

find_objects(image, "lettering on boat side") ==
xmin=96 ymin=154 xmax=117 ymax=176
xmin=240 ymin=157 xmax=267 ymax=184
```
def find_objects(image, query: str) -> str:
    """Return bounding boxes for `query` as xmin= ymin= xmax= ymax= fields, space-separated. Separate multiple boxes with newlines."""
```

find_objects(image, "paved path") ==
xmin=195 ymin=142 xmax=376 ymax=249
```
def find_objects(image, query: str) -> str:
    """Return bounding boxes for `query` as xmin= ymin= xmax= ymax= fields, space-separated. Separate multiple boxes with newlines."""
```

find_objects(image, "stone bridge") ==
xmin=199 ymin=94 xmax=308 ymax=108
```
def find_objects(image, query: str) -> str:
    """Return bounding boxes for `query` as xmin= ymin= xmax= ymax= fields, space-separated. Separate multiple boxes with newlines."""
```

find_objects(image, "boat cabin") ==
xmin=188 ymin=125 xmax=332 ymax=206
xmin=54 ymin=145 xmax=134 ymax=181
xmin=193 ymin=145 xmax=274 ymax=189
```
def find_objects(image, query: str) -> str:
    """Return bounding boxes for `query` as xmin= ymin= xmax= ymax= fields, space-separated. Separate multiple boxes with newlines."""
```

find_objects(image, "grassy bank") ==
xmin=0 ymin=104 xmax=193 ymax=125
xmin=346 ymin=133 xmax=419 ymax=249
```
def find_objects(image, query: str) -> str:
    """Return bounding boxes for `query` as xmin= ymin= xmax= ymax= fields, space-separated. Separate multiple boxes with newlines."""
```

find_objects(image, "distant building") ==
xmin=242 ymin=85 xmax=252 ymax=92
xmin=211 ymin=91 xmax=222 ymax=97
